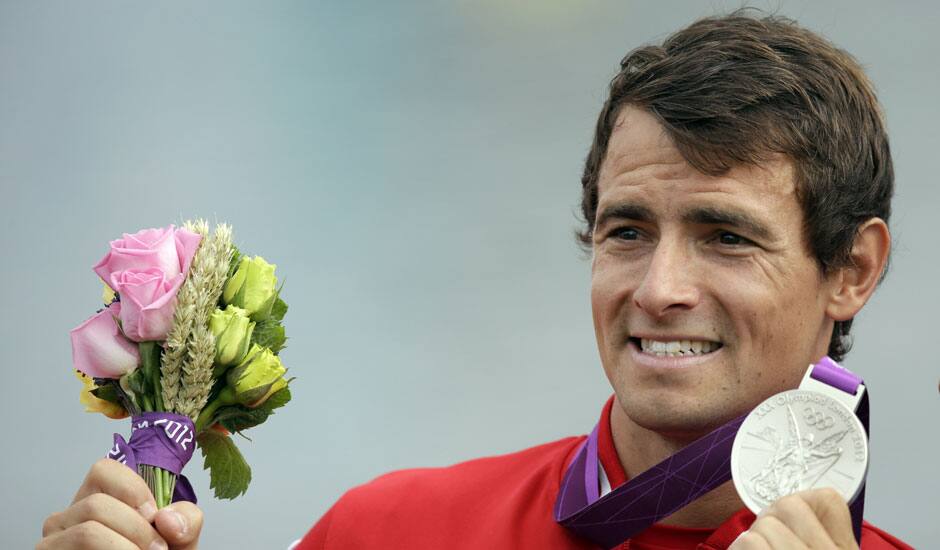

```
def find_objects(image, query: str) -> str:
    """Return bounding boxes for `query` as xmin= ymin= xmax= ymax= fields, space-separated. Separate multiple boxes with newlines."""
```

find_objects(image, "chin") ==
xmin=621 ymin=396 xmax=741 ymax=439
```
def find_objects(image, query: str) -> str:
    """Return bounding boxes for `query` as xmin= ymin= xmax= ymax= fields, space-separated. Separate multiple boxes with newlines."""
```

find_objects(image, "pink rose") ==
xmin=93 ymin=225 xmax=201 ymax=286
xmin=110 ymin=268 xmax=185 ymax=342
xmin=70 ymin=302 xmax=140 ymax=379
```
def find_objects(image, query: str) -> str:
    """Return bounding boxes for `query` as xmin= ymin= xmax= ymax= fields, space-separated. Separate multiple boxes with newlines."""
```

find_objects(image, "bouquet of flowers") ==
xmin=69 ymin=221 xmax=292 ymax=508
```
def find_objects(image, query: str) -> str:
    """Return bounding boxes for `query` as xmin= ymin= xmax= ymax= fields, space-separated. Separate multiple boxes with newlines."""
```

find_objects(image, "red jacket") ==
xmin=296 ymin=399 xmax=911 ymax=549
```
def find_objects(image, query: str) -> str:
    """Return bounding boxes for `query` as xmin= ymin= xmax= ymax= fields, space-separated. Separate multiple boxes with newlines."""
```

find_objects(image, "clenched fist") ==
xmin=38 ymin=458 xmax=203 ymax=549
xmin=731 ymin=488 xmax=858 ymax=549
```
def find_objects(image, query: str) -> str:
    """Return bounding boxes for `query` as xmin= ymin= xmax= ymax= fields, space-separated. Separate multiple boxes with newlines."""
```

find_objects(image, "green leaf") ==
xmin=251 ymin=319 xmax=286 ymax=354
xmin=228 ymin=246 xmax=243 ymax=279
xmin=197 ymin=431 xmax=252 ymax=500
xmin=125 ymin=369 xmax=149 ymax=398
xmin=271 ymin=296 xmax=288 ymax=321
xmin=215 ymin=405 xmax=272 ymax=432
xmin=215 ymin=387 xmax=291 ymax=433
xmin=265 ymin=386 xmax=291 ymax=410
xmin=90 ymin=383 xmax=123 ymax=405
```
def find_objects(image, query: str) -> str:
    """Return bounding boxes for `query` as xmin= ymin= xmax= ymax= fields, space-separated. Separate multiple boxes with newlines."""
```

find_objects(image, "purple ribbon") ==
xmin=555 ymin=357 xmax=869 ymax=549
xmin=107 ymin=412 xmax=198 ymax=504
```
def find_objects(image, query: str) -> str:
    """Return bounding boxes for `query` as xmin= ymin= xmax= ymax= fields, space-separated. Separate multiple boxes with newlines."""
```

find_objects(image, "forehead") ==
xmin=597 ymin=106 xmax=797 ymax=204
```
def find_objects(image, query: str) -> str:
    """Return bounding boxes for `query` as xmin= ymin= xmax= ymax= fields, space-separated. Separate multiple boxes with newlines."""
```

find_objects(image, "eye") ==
xmin=716 ymin=231 xmax=750 ymax=246
xmin=611 ymin=227 xmax=640 ymax=240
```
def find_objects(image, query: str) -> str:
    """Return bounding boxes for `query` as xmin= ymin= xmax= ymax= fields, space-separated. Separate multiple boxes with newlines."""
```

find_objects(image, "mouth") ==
xmin=628 ymin=337 xmax=723 ymax=357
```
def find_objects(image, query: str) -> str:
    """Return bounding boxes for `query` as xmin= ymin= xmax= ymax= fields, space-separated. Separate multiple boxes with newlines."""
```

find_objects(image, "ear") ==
xmin=825 ymin=218 xmax=891 ymax=321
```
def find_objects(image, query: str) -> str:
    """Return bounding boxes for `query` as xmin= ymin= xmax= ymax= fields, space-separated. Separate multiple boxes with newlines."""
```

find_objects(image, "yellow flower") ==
xmin=209 ymin=305 xmax=255 ymax=368
xmin=75 ymin=371 xmax=128 ymax=419
xmin=102 ymin=279 xmax=116 ymax=304
xmin=223 ymin=256 xmax=278 ymax=321
xmin=227 ymin=344 xmax=288 ymax=408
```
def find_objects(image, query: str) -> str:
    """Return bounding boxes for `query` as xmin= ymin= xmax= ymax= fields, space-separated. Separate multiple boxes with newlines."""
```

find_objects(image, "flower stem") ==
xmin=139 ymin=341 xmax=164 ymax=412
xmin=154 ymin=466 xmax=165 ymax=508
xmin=194 ymin=386 xmax=235 ymax=433
xmin=165 ymin=469 xmax=174 ymax=503
xmin=168 ymin=472 xmax=177 ymax=502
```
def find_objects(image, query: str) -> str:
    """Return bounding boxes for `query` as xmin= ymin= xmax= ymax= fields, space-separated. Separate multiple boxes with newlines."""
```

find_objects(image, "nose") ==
xmin=631 ymin=237 xmax=701 ymax=318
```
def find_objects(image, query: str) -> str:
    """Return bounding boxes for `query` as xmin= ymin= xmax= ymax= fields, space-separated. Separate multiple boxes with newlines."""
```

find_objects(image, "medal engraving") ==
xmin=731 ymin=389 xmax=868 ymax=514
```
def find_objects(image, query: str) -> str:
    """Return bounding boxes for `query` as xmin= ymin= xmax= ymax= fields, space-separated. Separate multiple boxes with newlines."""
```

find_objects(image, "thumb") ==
xmin=154 ymin=501 xmax=203 ymax=549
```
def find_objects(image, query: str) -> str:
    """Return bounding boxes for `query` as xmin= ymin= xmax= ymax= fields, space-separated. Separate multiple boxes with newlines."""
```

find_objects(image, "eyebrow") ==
xmin=594 ymin=202 xmax=775 ymax=242
xmin=595 ymin=203 xmax=655 ymax=229
xmin=682 ymin=206 xmax=774 ymax=241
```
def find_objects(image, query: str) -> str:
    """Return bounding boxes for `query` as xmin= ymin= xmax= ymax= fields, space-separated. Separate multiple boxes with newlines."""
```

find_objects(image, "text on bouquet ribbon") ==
xmin=132 ymin=417 xmax=194 ymax=451
xmin=108 ymin=441 xmax=127 ymax=464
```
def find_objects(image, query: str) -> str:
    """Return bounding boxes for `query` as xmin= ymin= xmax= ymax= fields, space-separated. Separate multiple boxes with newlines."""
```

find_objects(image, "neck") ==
xmin=609 ymin=397 xmax=744 ymax=528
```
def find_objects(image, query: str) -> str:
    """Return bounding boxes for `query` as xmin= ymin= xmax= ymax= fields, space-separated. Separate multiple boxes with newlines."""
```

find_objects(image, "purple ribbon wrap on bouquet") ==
xmin=107 ymin=412 xmax=198 ymax=504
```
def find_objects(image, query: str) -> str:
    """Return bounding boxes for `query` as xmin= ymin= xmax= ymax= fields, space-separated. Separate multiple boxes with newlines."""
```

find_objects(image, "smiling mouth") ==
xmin=629 ymin=337 xmax=723 ymax=357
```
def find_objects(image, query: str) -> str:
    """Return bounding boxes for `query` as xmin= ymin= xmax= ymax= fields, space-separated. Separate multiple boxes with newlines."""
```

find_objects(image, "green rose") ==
xmin=226 ymin=343 xmax=288 ymax=408
xmin=209 ymin=305 xmax=255 ymax=369
xmin=223 ymin=256 xmax=278 ymax=321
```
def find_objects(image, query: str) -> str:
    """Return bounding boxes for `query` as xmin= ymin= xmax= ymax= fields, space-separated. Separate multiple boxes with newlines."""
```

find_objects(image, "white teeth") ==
xmin=639 ymin=338 xmax=720 ymax=357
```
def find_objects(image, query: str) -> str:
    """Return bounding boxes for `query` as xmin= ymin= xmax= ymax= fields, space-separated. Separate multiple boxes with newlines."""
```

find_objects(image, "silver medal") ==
xmin=730 ymin=388 xmax=868 ymax=514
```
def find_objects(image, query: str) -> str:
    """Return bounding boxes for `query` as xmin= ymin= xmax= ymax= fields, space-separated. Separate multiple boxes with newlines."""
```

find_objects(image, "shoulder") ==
xmin=860 ymin=521 xmax=914 ymax=549
xmin=341 ymin=435 xmax=584 ymax=511
xmin=297 ymin=436 xmax=586 ymax=549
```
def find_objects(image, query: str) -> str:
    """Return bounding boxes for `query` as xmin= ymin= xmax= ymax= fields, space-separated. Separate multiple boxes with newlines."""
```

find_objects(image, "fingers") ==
xmin=72 ymin=458 xmax=158 ymax=521
xmin=731 ymin=489 xmax=858 ymax=549
xmin=734 ymin=515 xmax=809 ymax=549
xmin=38 ymin=458 xmax=205 ymax=550
xmin=730 ymin=529 xmax=773 ymax=549
xmin=797 ymin=488 xmax=858 ymax=549
xmin=759 ymin=492 xmax=836 ymax=548
xmin=43 ymin=491 xmax=167 ymax=549
xmin=36 ymin=519 xmax=141 ymax=550
xmin=153 ymin=501 xmax=204 ymax=550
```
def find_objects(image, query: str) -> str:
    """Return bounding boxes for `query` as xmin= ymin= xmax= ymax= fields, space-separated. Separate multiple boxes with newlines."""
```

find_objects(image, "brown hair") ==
xmin=578 ymin=9 xmax=893 ymax=362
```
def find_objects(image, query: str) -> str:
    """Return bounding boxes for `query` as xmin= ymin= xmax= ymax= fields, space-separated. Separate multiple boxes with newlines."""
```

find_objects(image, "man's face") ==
xmin=591 ymin=106 xmax=839 ymax=438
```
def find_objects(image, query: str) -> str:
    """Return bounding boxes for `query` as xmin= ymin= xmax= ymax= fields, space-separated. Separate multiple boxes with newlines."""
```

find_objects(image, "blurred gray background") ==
xmin=2 ymin=1 xmax=937 ymax=547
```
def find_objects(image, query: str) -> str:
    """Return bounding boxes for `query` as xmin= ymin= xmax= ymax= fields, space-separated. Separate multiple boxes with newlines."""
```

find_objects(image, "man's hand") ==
xmin=730 ymin=488 xmax=858 ymax=550
xmin=38 ymin=458 xmax=203 ymax=549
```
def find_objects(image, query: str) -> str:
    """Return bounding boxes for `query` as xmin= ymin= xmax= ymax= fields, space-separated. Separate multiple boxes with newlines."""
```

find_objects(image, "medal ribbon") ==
xmin=554 ymin=357 xmax=869 ymax=549
xmin=106 ymin=412 xmax=198 ymax=503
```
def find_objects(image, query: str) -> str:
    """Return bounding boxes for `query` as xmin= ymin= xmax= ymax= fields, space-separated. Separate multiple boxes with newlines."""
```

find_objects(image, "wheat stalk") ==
xmin=161 ymin=221 xmax=209 ymax=412
xmin=175 ymin=221 xmax=233 ymax=419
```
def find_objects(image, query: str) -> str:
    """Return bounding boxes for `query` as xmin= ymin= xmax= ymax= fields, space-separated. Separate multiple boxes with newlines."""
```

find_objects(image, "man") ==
xmin=38 ymin=11 xmax=911 ymax=550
